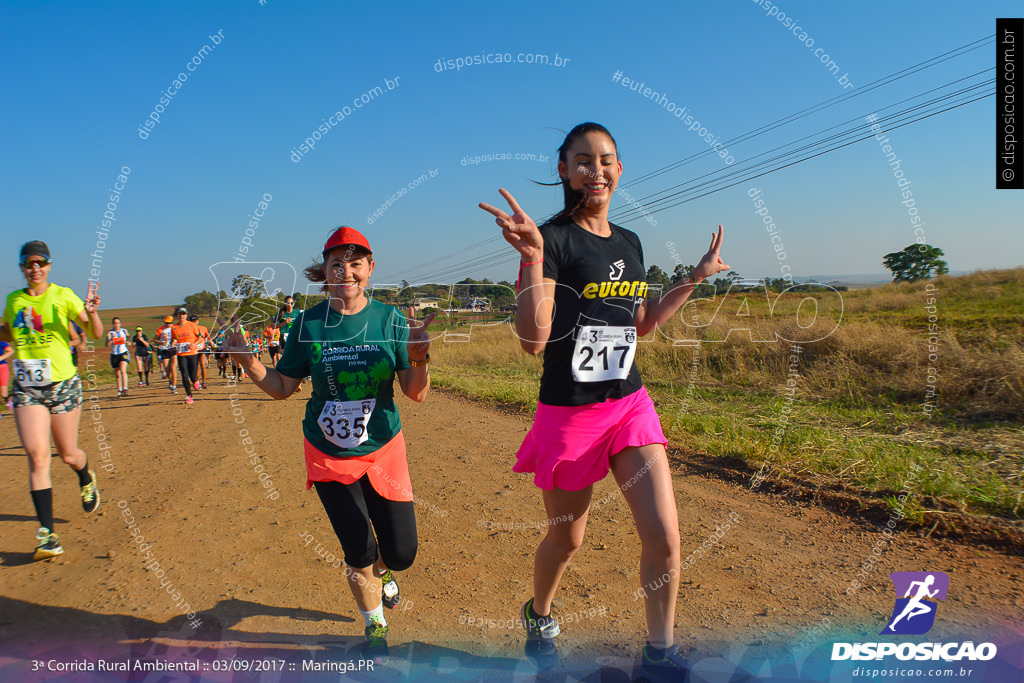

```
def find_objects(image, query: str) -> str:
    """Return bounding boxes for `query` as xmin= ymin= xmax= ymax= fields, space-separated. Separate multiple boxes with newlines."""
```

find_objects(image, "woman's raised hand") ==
xmin=215 ymin=312 xmax=250 ymax=360
xmin=692 ymin=225 xmax=731 ymax=283
xmin=84 ymin=281 xmax=101 ymax=312
xmin=479 ymin=188 xmax=543 ymax=262
xmin=407 ymin=307 xmax=436 ymax=362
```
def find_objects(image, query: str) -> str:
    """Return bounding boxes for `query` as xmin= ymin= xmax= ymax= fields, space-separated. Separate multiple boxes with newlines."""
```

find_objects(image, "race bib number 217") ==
xmin=571 ymin=326 xmax=636 ymax=382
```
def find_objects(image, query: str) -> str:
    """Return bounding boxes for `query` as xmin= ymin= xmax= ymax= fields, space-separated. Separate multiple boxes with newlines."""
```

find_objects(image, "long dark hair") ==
xmin=542 ymin=122 xmax=619 ymax=226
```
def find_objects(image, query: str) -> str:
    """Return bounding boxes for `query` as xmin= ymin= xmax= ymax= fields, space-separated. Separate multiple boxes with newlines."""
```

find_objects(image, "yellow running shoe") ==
xmin=81 ymin=469 xmax=100 ymax=513
xmin=33 ymin=528 xmax=63 ymax=561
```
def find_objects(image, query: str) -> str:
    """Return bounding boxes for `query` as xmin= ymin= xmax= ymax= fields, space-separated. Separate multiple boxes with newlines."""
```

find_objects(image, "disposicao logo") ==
xmin=883 ymin=571 xmax=948 ymax=635
xmin=831 ymin=571 xmax=997 ymax=662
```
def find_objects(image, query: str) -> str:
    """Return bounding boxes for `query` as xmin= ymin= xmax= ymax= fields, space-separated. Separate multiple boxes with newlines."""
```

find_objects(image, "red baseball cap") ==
xmin=322 ymin=226 xmax=372 ymax=258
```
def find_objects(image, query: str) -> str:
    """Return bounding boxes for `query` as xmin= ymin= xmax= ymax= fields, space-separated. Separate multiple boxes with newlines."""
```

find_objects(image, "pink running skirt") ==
xmin=514 ymin=386 xmax=667 ymax=491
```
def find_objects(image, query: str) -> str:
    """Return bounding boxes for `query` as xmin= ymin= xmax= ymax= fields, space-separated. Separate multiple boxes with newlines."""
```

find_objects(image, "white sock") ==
xmin=360 ymin=604 xmax=386 ymax=627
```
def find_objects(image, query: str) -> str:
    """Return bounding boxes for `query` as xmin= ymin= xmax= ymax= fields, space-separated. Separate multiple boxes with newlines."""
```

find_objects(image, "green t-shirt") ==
xmin=275 ymin=306 xmax=301 ymax=339
xmin=4 ymin=284 xmax=85 ymax=383
xmin=276 ymin=298 xmax=411 ymax=458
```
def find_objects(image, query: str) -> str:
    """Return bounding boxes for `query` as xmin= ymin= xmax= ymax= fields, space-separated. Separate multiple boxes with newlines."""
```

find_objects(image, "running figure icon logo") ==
xmin=882 ymin=571 xmax=949 ymax=635
xmin=608 ymin=260 xmax=626 ymax=281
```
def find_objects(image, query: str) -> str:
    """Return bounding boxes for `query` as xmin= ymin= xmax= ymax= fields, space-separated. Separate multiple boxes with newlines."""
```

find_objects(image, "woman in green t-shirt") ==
xmin=1 ymin=241 xmax=104 ymax=561
xmin=221 ymin=226 xmax=434 ymax=661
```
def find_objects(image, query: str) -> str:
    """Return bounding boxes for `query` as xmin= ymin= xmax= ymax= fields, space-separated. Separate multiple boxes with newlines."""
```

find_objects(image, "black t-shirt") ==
xmin=537 ymin=221 xmax=648 ymax=406
xmin=133 ymin=333 xmax=150 ymax=354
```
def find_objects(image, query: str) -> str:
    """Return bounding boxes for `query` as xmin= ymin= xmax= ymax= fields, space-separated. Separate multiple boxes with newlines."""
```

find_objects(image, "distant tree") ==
xmin=671 ymin=264 xmax=693 ymax=284
xmin=883 ymin=244 xmax=949 ymax=282
xmin=492 ymin=280 xmax=516 ymax=309
xmin=293 ymin=292 xmax=325 ymax=310
xmin=216 ymin=274 xmax=278 ymax=328
xmin=646 ymin=265 xmax=671 ymax=297
xmin=710 ymin=277 xmax=731 ymax=293
xmin=183 ymin=290 xmax=218 ymax=316
xmin=231 ymin=274 xmax=266 ymax=299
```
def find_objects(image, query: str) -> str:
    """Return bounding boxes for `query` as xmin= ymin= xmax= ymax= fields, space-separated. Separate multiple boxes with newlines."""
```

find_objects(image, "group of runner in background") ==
xmin=103 ymin=298 xmax=301 ymax=405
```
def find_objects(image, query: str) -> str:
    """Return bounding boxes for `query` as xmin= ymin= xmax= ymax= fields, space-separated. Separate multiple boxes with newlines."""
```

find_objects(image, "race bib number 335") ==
xmin=318 ymin=399 xmax=376 ymax=449
xmin=571 ymin=326 xmax=637 ymax=382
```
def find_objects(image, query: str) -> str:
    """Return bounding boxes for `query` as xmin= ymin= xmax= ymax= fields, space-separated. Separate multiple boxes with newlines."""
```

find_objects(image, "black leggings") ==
xmin=313 ymin=477 xmax=417 ymax=570
xmin=176 ymin=355 xmax=199 ymax=397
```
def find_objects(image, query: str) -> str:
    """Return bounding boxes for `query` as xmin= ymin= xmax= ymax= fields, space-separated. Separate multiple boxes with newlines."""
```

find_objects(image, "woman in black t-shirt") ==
xmin=480 ymin=122 xmax=730 ymax=679
xmin=132 ymin=327 xmax=151 ymax=386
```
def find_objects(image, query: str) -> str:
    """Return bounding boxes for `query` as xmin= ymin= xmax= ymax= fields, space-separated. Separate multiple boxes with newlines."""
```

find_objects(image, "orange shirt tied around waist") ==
xmin=304 ymin=430 xmax=412 ymax=502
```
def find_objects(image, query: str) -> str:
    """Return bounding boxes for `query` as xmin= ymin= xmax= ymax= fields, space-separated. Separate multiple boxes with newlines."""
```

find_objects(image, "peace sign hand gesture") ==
xmin=479 ymin=188 xmax=543 ymax=262
xmin=692 ymin=225 xmax=731 ymax=283
xmin=216 ymin=312 xmax=252 ymax=365
xmin=83 ymin=281 xmax=101 ymax=312
xmin=407 ymin=307 xmax=436 ymax=363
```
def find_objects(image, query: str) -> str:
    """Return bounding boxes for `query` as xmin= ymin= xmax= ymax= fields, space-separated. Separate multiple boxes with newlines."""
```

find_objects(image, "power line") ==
xmin=624 ymin=35 xmax=993 ymax=187
xmin=610 ymin=74 xmax=993 ymax=221
xmin=616 ymin=90 xmax=992 ymax=221
xmin=378 ymin=234 xmax=501 ymax=283
xmin=393 ymin=36 xmax=994 ymax=283
xmin=613 ymin=68 xmax=992 ymax=217
xmin=610 ymin=81 xmax=993 ymax=221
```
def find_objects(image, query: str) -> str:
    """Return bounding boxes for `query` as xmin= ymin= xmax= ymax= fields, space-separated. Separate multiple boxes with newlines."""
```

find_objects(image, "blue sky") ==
xmin=1 ymin=0 xmax=1021 ymax=307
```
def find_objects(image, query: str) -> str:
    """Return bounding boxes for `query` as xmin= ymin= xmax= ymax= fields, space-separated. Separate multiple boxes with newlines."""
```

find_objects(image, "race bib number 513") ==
xmin=318 ymin=399 xmax=376 ymax=449
xmin=571 ymin=326 xmax=637 ymax=382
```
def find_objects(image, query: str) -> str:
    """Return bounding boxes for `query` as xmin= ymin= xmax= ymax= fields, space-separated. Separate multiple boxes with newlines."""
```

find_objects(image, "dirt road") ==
xmin=0 ymin=374 xmax=1021 ymax=681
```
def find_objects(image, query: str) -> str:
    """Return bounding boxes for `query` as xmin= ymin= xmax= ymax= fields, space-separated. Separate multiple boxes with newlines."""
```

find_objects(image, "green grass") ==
xmin=433 ymin=365 xmax=1022 ymax=517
